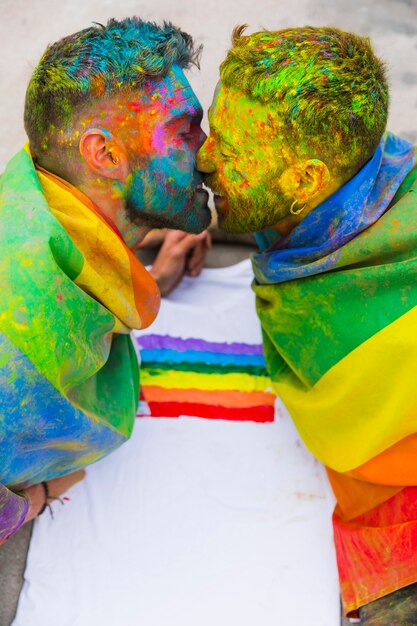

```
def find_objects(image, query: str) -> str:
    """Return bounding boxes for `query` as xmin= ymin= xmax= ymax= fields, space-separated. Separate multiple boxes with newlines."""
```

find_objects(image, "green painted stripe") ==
xmin=142 ymin=360 xmax=268 ymax=376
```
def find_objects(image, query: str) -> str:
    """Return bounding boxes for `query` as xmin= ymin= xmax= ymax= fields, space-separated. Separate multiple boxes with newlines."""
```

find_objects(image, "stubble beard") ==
xmin=217 ymin=191 xmax=290 ymax=234
xmin=125 ymin=179 xmax=211 ymax=233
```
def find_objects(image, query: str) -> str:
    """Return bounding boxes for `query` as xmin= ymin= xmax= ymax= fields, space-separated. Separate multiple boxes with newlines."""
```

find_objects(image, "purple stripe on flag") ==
xmin=135 ymin=334 xmax=264 ymax=355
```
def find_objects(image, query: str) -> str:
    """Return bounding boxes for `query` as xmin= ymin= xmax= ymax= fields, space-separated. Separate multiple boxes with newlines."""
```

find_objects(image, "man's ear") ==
xmin=79 ymin=129 xmax=127 ymax=180
xmin=295 ymin=159 xmax=331 ymax=203
xmin=278 ymin=159 xmax=331 ymax=204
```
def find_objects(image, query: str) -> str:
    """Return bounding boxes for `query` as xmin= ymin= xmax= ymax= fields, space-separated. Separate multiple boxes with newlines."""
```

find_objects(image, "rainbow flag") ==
xmin=136 ymin=334 xmax=275 ymax=422
xmin=0 ymin=146 xmax=159 ymax=491
xmin=252 ymin=133 xmax=417 ymax=475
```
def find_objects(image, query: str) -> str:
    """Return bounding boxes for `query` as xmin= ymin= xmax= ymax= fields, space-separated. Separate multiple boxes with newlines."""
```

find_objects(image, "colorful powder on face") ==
xmin=24 ymin=18 xmax=202 ymax=158
xmin=217 ymin=26 xmax=389 ymax=181
xmin=199 ymin=83 xmax=292 ymax=233
xmin=198 ymin=26 xmax=390 ymax=235
xmin=136 ymin=334 xmax=275 ymax=423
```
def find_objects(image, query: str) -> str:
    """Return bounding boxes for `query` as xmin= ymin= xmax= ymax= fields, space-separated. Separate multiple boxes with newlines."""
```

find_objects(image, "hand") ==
xmin=23 ymin=469 xmax=86 ymax=522
xmin=136 ymin=229 xmax=167 ymax=249
xmin=149 ymin=230 xmax=211 ymax=296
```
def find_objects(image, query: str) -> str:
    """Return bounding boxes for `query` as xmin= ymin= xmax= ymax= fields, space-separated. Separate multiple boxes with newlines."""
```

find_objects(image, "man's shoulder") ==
xmin=0 ymin=148 xmax=85 ymax=286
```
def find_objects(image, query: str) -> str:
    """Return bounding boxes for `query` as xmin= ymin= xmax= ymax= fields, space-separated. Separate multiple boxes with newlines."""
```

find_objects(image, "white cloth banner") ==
xmin=13 ymin=260 xmax=339 ymax=626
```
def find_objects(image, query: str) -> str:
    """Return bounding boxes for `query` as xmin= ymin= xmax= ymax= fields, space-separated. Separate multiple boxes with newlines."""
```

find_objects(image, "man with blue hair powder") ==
xmin=1 ymin=18 xmax=210 ymax=543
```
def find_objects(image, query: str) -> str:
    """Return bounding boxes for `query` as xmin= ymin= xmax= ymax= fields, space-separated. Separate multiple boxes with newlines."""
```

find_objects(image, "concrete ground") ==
xmin=0 ymin=523 xmax=33 ymax=626
xmin=1 ymin=0 xmax=417 ymax=624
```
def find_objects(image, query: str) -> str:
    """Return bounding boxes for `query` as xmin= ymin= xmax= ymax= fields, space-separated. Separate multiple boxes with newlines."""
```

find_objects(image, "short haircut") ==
xmin=220 ymin=26 xmax=389 ymax=179
xmin=25 ymin=17 xmax=201 ymax=157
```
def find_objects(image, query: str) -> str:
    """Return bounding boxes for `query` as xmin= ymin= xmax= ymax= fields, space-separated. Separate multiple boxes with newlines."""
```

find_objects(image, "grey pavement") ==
xmin=0 ymin=523 xmax=32 ymax=626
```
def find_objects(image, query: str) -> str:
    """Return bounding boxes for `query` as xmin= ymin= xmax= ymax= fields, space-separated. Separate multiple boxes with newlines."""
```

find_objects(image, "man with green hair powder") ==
xmin=198 ymin=25 xmax=417 ymax=623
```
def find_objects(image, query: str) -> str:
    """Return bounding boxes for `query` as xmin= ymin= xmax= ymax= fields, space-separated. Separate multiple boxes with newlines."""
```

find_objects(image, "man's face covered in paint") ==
xmin=118 ymin=66 xmax=211 ymax=233
xmin=197 ymin=82 xmax=293 ymax=233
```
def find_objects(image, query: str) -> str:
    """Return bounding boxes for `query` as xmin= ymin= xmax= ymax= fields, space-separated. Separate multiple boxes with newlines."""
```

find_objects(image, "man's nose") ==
xmin=196 ymin=138 xmax=216 ymax=174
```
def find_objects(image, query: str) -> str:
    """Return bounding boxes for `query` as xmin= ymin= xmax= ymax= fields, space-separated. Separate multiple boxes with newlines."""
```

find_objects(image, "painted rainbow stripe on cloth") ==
xmin=136 ymin=334 xmax=275 ymax=422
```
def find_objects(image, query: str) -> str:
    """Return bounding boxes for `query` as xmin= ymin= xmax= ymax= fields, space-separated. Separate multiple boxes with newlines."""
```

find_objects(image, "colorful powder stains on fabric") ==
xmin=0 ymin=146 xmax=158 ymax=491
xmin=136 ymin=334 xmax=275 ymax=422
xmin=334 ymin=487 xmax=417 ymax=614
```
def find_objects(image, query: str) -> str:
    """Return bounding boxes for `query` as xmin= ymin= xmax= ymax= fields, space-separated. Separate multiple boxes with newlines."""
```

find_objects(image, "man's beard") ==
xmin=124 ymin=172 xmax=211 ymax=233
xmin=125 ymin=194 xmax=176 ymax=230
xmin=219 ymin=197 xmax=285 ymax=233
xmin=204 ymin=175 xmax=289 ymax=234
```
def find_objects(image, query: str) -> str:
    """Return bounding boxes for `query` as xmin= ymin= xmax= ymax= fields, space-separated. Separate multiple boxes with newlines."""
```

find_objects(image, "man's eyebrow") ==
xmin=208 ymin=119 xmax=236 ymax=147
xmin=165 ymin=106 xmax=203 ymax=125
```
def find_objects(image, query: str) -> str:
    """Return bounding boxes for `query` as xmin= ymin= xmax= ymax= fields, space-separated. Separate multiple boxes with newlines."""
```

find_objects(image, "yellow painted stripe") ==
xmin=275 ymin=305 xmax=417 ymax=472
xmin=141 ymin=369 xmax=272 ymax=392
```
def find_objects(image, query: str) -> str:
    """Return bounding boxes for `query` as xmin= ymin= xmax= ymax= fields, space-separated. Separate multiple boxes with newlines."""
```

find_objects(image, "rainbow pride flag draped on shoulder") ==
xmin=252 ymin=132 xmax=417 ymax=476
xmin=0 ymin=146 xmax=160 ymax=498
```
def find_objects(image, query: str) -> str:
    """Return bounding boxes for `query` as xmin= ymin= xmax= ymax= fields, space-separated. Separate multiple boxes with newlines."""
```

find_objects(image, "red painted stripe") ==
xmin=144 ymin=401 xmax=274 ymax=423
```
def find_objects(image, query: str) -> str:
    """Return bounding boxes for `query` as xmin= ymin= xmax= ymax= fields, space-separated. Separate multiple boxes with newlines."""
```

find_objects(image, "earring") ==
xmin=290 ymin=199 xmax=306 ymax=216
xmin=110 ymin=154 xmax=119 ymax=165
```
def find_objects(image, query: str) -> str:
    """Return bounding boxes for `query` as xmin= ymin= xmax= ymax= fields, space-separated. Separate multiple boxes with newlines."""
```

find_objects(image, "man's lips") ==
xmin=194 ymin=180 xmax=209 ymax=198
xmin=213 ymin=193 xmax=228 ymax=208
xmin=201 ymin=177 xmax=228 ymax=211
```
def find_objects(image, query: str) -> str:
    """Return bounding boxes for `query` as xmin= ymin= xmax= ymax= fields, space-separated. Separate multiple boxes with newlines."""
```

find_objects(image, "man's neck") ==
xmin=76 ymin=180 xmax=150 ymax=251
xmin=273 ymin=178 xmax=342 ymax=235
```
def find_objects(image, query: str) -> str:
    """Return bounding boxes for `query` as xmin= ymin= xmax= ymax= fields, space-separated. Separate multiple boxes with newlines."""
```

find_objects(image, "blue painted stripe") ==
xmin=140 ymin=348 xmax=266 ymax=367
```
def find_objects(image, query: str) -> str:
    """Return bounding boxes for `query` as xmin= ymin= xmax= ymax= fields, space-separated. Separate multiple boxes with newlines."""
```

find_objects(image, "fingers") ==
xmin=23 ymin=483 xmax=48 ymax=521
xmin=186 ymin=241 xmax=206 ymax=276
xmin=161 ymin=230 xmax=211 ymax=276
xmin=187 ymin=231 xmax=212 ymax=277
xmin=137 ymin=229 xmax=167 ymax=248
xmin=149 ymin=229 xmax=211 ymax=296
xmin=149 ymin=232 xmax=189 ymax=296
xmin=167 ymin=230 xmax=208 ymax=256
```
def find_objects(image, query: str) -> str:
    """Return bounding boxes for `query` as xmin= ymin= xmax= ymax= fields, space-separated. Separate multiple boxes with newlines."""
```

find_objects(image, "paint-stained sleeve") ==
xmin=0 ymin=483 xmax=29 ymax=545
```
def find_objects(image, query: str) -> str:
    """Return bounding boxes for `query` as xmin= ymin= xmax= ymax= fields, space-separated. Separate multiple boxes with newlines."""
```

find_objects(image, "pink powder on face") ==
xmin=151 ymin=122 xmax=166 ymax=153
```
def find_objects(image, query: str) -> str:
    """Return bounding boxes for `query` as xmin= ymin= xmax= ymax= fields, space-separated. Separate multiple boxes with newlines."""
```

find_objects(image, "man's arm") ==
xmin=0 ymin=470 xmax=85 ymax=544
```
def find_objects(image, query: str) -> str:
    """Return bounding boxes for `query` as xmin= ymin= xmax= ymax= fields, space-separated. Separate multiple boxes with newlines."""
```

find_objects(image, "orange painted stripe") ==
xmin=142 ymin=385 xmax=275 ymax=408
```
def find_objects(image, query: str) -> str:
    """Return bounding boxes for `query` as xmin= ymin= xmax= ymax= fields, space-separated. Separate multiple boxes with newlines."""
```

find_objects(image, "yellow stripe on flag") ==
xmin=275 ymin=305 xmax=417 ymax=472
